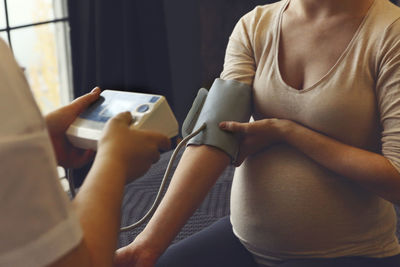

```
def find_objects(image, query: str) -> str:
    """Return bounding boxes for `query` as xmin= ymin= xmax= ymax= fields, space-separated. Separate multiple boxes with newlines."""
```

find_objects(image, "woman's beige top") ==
xmin=221 ymin=0 xmax=400 ymax=260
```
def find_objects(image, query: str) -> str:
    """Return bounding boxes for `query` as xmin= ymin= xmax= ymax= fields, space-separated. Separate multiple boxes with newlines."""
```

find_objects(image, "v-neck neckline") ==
xmin=273 ymin=0 xmax=376 ymax=94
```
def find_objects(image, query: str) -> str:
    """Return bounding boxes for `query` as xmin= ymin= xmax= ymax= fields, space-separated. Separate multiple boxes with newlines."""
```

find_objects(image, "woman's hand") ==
xmin=97 ymin=112 xmax=171 ymax=182
xmin=114 ymin=241 xmax=158 ymax=267
xmin=219 ymin=118 xmax=288 ymax=166
xmin=114 ymin=233 xmax=162 ymax=267
xmin=45 ymin=87 xmax=101 ymax=168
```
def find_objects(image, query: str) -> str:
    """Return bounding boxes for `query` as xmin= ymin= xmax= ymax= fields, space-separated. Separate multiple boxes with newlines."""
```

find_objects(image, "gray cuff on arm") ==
xmin=182 ymin=78 xmax=252 ymax=163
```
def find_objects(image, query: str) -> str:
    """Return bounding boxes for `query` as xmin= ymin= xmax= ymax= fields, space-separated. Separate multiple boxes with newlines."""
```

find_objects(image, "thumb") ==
xmin=219 ymin=121 xmax=250 ymax=133
xmin=69 ymin=87 xmax=101 ymax=115
xmin=111 ymin=111 xmax=134 ymax=125
xmin=155 ymin=134 xmax=172 ymax=152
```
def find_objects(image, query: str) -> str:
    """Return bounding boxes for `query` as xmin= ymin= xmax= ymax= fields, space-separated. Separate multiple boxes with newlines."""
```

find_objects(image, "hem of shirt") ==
xmin=0 ymin=212 xmax=83 ymax=267
xmin=229 ymin=217 xmax=400 ymax=260
xmin=387 ymin=157 xmax=400 ymax=175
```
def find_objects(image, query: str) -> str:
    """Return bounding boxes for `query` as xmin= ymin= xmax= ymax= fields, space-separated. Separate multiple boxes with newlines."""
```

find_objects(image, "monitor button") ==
xmin=137 ymin=104 xmax=150 ymax=113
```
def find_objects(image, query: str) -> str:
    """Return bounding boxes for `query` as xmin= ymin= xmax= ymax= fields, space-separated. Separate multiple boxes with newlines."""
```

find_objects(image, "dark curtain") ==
xmin=68 ymin=0 xmax=279 ymax=126
xmin=68 ymin=0 xmax=398 ymax=119
xmin=199 ymin=0 xmax=277 ymax=88
xmin=65 ymin=0 xmax=275 ymax=185
xmin=67 ymin=0 xmax=173 ymax=186
xmin=67 ymin=0 xmax=173 ymax=102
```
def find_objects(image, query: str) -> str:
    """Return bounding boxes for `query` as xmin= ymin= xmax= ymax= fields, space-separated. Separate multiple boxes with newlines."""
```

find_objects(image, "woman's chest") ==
xmin=278 ymin=14 xmax=366 ymax=91
xmin=252 ymin=72 xmax=380 ymax=149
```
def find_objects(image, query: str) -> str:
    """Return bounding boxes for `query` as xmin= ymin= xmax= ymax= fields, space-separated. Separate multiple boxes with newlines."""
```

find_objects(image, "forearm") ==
xmin=71 ymin=154 xmax=128 ymax=266
xmin=136 ymin=145 xmax=230 ymax=257
xmin=281 ymin=120 xmax=400 ymax=203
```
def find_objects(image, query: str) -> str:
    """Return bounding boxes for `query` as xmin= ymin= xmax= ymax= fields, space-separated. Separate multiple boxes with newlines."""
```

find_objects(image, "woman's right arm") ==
xmin=115 ymin=145 xmax=231 ymax=266
xmin=114 ymin=10 xmax=258 ymax=266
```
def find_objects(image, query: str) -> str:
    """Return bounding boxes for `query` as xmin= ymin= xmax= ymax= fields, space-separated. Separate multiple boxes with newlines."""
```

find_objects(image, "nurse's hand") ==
xmin=219 ymin=119 xmax=290 ymax=166
xmin=45 ymin=87 xmax=101 ymax=168
xmin=98 ymin=112 xmax=171 ymax=182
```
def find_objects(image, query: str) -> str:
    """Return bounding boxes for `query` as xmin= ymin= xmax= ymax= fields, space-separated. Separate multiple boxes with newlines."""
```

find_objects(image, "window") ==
xmin=0 ymin=0 xmax=72 ymax=114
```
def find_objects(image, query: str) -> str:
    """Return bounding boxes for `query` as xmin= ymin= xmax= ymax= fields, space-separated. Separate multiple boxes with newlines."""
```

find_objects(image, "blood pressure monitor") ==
xmin=65 ymin=79 xmax=251 ymax=232
xmin=66 ymin=90 xmax=179 ymax=150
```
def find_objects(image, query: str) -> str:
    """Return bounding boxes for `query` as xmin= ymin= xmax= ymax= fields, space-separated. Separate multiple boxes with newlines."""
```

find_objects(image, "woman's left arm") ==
xmin=220 ymin=118 xmax=400 ymax=205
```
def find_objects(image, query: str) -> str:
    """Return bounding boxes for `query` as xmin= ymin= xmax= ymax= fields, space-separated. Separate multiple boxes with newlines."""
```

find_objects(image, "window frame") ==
xmin=0 ymin=0 xmax=73 ymax=108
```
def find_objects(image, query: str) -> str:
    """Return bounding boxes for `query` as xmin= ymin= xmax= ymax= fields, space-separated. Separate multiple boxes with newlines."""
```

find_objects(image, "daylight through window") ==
xmin=0 ymin=0 xmax=72 ymax=114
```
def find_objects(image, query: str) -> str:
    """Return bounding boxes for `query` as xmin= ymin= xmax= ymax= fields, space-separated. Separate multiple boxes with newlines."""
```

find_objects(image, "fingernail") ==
xmin=219 ymin=122 xmax=226 ymax=129
xmin=91 ymin=87 xmax=100 ymax=94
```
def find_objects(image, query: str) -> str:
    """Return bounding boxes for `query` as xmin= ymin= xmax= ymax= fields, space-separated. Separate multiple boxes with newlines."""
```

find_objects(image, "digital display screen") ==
xmin=79 ymin=91 xmax=160 ymax=123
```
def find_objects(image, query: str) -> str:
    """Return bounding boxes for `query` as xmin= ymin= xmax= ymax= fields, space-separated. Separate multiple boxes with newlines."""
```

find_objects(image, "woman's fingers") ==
xmin=219 ymin=121 xmax=250 ymax=133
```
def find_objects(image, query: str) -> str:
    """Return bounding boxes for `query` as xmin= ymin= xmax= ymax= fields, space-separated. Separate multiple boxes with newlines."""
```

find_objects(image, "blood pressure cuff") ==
xmin=182 ymin=78 xmax=252 ymax=163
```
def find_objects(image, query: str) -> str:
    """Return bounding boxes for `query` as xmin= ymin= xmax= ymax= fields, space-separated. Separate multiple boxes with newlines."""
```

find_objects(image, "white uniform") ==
xmin=0 ymin=39 xmax=82 ymax=267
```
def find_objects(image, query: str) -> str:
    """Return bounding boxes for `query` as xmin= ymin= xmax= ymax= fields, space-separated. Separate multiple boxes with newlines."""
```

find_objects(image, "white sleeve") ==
xmin=376 ymin=20 xmax=400 ymax=173
xmin=0 ymin=39 xmax=83 ymax=267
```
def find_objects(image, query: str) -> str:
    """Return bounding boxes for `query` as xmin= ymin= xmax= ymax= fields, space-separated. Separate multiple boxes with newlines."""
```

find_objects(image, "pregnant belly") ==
xmin=230 ymin=144 xmax=395 ymax=256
